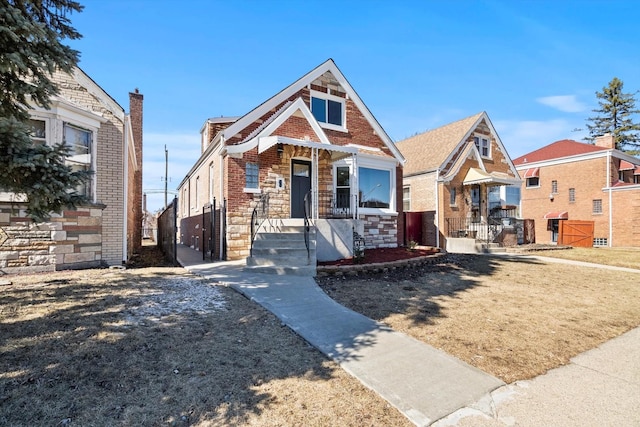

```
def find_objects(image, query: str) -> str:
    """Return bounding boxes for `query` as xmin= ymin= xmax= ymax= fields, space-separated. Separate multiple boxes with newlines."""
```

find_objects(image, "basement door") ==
xmin=291 ymin=159 xmax=311 ymax=218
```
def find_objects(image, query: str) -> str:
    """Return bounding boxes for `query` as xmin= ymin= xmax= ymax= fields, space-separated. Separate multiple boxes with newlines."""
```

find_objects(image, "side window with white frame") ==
xmin=474 ymin=135 xmax=491 ymax=158
xmin=403 ymin=186 xmax=411 ymax=211
xmin=526 ymin=177 xmax=540 ymax=188
xmin=335 ymin=166 xmax=351 ymax=209
xmin=310 ymin=90 xmax=346 ymax=131
xmin=63 ymin=123 xmax=92 ymax=197
xmin=29 ymin=119 xmax=47 ymax=144
xmin=449 ymin=186 xmax=457 ymax=206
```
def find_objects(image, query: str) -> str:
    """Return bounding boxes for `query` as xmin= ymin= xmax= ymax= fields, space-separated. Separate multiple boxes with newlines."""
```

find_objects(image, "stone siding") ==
xmin=362 ymin=214 xmax=398 ymax=248
xmin=0 ymin=204 xmax=104 ymax=274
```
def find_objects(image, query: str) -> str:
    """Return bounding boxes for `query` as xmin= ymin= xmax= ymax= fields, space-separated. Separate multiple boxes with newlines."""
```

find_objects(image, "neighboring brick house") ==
xmin=0 ymin=67 xmax=143 ymax=273
xmin=396 ymin=112 xmax=521 ymax=251
xmin=177 ymin=59 xmax=405 ymax=267
xmin=513 ymin=135 xmax=640 ymax=247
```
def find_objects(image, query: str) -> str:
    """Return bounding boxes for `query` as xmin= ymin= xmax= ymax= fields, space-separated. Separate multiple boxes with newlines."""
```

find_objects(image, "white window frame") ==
xmin=194 ymin=176 xmax=200 ymax=210
xmin=244 ymin=162 xmax=260 ymax=192
xmin=473 ymin=134 xmax=491 ymax=158
xmin=310 ymin=89 xmax=347 ymax=133
xmin=569 ymin=187 xmax=575 ymax=203
xmin=526 ymin=177 xmax=540 ymax=188
xmin=63 ymin=122 xmax=93 ymax=198
xmin=332 ymin=155 xmax=397 ymax=215
xmin=449 ymin=186 xmax=457 ymax=206
xmin=403 ymin=185 xmax=411 ymax=211
xmin=208 ymin=162 xmax=214 ymax=205
xmin=29 ymin=110 xmax=99 ymax=202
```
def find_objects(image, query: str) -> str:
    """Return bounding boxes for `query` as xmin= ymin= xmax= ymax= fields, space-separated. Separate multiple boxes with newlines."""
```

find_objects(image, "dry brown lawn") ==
xmin=4 ymin=245 xmax=640 ymax=426
xmin=0 ymin=246 xmax=410 ymax=427
xmin=535 ymin=246 xmax=640 ymax=270
xmin=318 ymin=253 xmax=640 ymax=383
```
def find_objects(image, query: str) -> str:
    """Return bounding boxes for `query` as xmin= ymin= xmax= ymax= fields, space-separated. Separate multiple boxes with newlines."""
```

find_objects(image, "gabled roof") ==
xmin=513 ymin=140 xmax=607 ymax=166
xmin=217 ymin=59 xmax=404 ymax=164
xmin=396 ymin=112 xmax=484 ymax=175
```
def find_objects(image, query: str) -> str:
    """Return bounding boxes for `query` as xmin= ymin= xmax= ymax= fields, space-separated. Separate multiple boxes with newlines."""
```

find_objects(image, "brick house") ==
xmin=513 ymin=135 xmax=640 ymax=247
xmin=177 ymin=59 xmax=405 ymax=273
xmin=396 ymin=112 xmax=521 ymax=252
xmin=0 ymin=67 xmax=143 ymax=273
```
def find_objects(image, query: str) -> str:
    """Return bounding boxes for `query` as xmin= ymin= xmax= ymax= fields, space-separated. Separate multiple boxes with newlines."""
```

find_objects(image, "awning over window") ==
xmin=620 ymin=160 xmax=636 ymax=171
xmin=462 ymin=168 xmax=521 ymax=187
xmin=523 ymin=168 xmax=540 ymax=178
xmin=544 ymin=211 xmax=569 ymax=220
xmin=634 ymin=165 xmax=640 ymax=175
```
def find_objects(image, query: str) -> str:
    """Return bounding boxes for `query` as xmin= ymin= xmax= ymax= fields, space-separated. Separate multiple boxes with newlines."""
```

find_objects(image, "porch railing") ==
xmin=445 ymin=216 xmax=516 ymax=243
xmin=316 ymin=190 xmax=358 ymax=219
xmin=303 ymin=190 xmax=312 ymax=261
xmin=250 ymin=193 xmax=269 ymax=257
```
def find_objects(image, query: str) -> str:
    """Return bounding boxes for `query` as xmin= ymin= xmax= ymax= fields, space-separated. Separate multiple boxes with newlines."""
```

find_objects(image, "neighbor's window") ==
xmin=29 ymin=119 xmax=47 ymax=144
xmin=592 ymin=199 xmax=603 ymax=214
xmin=569 ymin=188 xmax=575 ymax=203
xmin=474 ymin=135 xmax=491 ymax=158
xmin=63 ymin=123 xmax=92 ymax=197
xmin=336 ymin=166 xmax=350 ymax=209
xmin=246 ymin=162 xmax=259 ymax=189
xmin=403 ymin=186 xmax=411 ymax=211
xmin=593 ymin=237 xmax=608 ymax=247
xmin=358 ymin=167 xmax=390 ymax=208
xmin=449 ymin=187 xmax=457 ymax=206
xmin=311 ymin=91 xmax=345 ymax=129
xmin=526 ymin=177 xmax=540 ymax=188
xmin=551 ymin=180 xmax=558 ymax=194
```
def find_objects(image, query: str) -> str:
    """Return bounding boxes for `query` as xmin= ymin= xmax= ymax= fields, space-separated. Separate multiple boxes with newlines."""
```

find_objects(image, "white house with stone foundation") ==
xmin=177 ymin=59 xmax=405 ymax=274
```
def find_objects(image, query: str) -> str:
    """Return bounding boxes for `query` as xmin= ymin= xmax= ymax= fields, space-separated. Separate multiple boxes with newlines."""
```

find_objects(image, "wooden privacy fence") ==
xmin=559 ymin=220 xmax=594 ymax=247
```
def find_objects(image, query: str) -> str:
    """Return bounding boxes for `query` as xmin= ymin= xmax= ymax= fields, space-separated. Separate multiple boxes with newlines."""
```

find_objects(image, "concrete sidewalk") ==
xmin=177 ymin=245 xmax=504 ymax=426
xmin=434 ymin=326 xmax=640 ymax=426
xmin=177 ymin=245 xmax=640 ymax=426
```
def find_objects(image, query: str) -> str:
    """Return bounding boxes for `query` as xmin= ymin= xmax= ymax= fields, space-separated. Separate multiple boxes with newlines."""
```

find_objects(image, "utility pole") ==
xmin=164 ymin=145 xmax=168 ymax=209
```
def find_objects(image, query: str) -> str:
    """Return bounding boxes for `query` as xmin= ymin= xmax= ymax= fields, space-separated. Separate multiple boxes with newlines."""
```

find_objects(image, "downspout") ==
xmin=122 ymin=115 xmax=129 ymax=264
xmin=435 ymin=169 xmax=440 ymax=248
xmin=607 ymin=150 xmax=613 ymax=247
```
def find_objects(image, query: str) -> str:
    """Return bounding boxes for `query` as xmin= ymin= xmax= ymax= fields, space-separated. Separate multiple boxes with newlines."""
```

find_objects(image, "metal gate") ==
xmin=559 ymin=220 xmax=594 ymax=247
xmin=202 ymin=200 xmax=216 ymax=261
xmin=157 ymin=197 xmax=178 ymax=265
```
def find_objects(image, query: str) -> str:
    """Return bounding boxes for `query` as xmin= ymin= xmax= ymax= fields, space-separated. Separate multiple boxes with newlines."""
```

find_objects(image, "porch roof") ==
xmin=463 ymin=168 xmax=521 ymax=187
xmin=258 ymin=135 xmax=358 ymax=155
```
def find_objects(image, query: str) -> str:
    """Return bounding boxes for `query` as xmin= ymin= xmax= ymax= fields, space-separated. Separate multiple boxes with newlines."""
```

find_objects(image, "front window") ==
xmin=310 ymin=90 xmax=345 ymax=130
xmin=63 ymin=123 xmax=92 ymax=197
xmin=474 ymin=135 xmax=491 ymax=158
xmin=246 ymin=162 xmax=259 ymax=189
xmin=359 ymin=167 xmax=390 ymax=208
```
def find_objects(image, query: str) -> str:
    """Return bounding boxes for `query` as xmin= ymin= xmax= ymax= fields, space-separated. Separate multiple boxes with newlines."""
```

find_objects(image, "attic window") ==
xmin=310 ymin=90 xmax=346 ymax=132
xmin=474 ymin=135 xmax=491 ymax=158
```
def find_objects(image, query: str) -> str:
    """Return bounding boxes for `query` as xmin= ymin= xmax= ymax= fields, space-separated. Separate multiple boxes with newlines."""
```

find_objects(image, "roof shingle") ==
xmin=513 ymin=140 xmax=607 ymax=166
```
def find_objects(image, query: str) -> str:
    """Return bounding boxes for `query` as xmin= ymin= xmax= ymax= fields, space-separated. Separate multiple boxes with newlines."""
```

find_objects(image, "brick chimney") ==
xmin=128 ymin=89 xmax=144 ymax=257
xmin=594 ymin=133 xmax=615 ymax=149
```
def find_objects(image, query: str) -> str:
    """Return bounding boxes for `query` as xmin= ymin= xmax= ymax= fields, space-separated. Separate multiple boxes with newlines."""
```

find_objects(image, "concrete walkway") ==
xmin=177 ymin=245 xmax=504 ymax=426
xmin=177 ymin=245 xmax=640 ymax=426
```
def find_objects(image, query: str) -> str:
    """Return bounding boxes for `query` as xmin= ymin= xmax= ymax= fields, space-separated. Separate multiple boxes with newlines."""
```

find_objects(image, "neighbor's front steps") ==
xmin=245 ymin=219 xmax=317 ymax=276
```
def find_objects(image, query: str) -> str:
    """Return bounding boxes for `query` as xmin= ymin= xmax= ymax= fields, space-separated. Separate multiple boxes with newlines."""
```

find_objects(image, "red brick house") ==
xmin=0 ymin=68 xmax=143 ymax=273
xmin=396 ymin=112 xmax=521 ymax=252
xmin=177 ymin=59 xmax=405 ymax=274
xmin=514 ymin=135 xmax=640 ymax=247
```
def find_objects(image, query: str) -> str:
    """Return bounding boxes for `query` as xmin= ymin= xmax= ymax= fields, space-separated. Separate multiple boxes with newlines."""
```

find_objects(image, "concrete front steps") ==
xmin=245 ymin=219 xmax=317 ymax=276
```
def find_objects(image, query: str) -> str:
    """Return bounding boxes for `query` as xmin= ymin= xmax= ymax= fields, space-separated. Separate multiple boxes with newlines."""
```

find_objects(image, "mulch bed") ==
xmin=318 ymin=246 xmax=439 ymax=266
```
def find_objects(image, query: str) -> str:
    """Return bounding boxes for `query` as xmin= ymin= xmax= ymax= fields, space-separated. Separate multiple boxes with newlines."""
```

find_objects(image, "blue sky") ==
xmin=68 ymin=0 xmax=640 ymax=213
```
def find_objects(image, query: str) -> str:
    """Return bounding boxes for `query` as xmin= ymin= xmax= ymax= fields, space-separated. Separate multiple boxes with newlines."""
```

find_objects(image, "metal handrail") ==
xmin=303 ymin=190 xmax=312 ymax=260
xmin=250 ymin=193 xmax=269 ymax=257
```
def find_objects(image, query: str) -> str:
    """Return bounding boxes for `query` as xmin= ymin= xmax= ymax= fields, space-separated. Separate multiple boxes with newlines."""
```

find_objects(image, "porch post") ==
xmin=352 ymin=153 xmax=358 ymax=220
xmin=313 ymin=147 xmax=319 ymax=220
